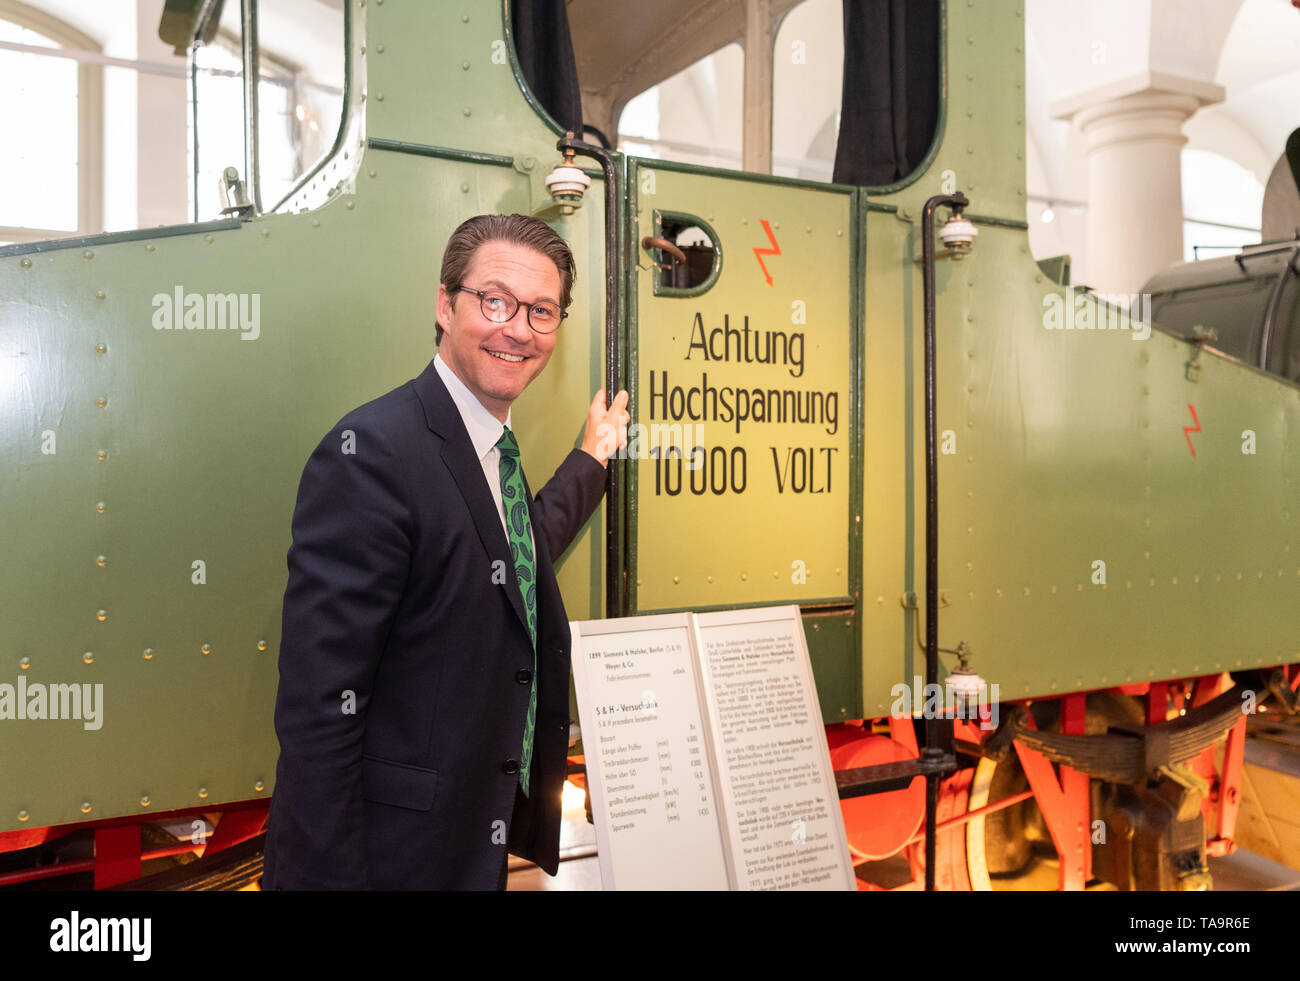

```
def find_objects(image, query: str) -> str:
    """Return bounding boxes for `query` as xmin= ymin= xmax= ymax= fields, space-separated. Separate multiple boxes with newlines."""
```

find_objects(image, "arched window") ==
xmin=0 ymin=0 xmax=102 ymax=244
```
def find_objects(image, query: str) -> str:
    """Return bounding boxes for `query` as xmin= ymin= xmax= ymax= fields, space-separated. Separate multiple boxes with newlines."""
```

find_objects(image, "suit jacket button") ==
xmin=503 ymin=758 xmax=520 ymax=775
xmin=516 ymin=669 xmax=532 ymax=684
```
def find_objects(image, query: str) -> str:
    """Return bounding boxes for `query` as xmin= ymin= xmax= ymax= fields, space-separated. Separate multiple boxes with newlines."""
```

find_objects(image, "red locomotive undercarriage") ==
xmin=2 ymin=665 xmax=1296 ymax=890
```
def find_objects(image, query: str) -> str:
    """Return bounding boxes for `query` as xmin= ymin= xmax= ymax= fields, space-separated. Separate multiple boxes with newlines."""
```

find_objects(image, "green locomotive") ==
xmin=0 ymin=0 xmax=1296 ymax=891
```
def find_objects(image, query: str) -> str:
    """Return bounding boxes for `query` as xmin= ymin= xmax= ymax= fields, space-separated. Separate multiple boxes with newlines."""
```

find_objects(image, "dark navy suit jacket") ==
xmin=263 ymin=357 xmax=606 ymax=889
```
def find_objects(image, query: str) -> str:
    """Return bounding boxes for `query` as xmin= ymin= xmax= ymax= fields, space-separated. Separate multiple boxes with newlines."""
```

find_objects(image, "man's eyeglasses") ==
xmin=452 ymin=285 xmax=566 ymax=334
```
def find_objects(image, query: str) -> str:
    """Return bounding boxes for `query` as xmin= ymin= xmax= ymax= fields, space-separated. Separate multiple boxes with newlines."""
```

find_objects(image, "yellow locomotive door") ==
xmin=625 ymin=159 xmax=860 ymax=707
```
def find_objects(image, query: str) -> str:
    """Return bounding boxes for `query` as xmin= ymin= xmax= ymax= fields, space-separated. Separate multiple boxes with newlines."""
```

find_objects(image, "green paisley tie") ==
xmin=496 ymin=426 xmax=537 ymax=795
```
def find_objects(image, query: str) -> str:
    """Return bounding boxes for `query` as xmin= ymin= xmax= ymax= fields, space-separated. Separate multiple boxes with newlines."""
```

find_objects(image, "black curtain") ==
xmin=832 ymin=0 xmax=940 ymax=187
xmin=511 ymin=0 xmax=583 ymax=136
xmin=1287 ymin=127 xmax=1300 ymax=191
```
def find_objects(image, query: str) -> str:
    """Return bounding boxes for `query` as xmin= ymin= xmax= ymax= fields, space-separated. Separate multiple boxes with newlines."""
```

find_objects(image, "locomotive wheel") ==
xmin=850 ymin=694 xmax=1152 ymax=890
xmin=901 ymin=767 xmax=976 ymax=890
xmin=965 ymin=755 xmax=1046 ymax=889
xmin=965 ymin=693 xmax=1145 ymax=890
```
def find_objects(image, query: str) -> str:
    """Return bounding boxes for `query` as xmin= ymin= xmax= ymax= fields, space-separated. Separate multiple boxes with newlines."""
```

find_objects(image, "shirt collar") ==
xmin=434 ymin=353 xmax=512 ymax=462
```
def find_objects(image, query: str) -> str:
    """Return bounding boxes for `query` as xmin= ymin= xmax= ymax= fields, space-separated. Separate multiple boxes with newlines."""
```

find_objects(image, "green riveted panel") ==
xmin=870 ymin=0 xmax=1029 ymax=226
xmin=0 ymin=0 xmax=610 ymax=833
xmin=362 ymin=0 xmax=570 ymax=169
xmin=860 ymin=213 xmax=1300 ymax=715
xmin=858 ymin=0 xmax=1299 ymax=715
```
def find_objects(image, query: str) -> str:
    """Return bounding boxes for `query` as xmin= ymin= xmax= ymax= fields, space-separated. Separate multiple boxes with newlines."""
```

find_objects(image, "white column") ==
xmin=1052 ymin=73 xmax=1223 ymax=297
xmin=742 ymin=0 xmax=772 ymax=174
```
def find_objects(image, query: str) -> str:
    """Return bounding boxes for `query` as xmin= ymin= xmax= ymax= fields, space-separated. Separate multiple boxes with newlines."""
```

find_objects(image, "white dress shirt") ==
xmin=433 ymin=353 xmax=535 ymax=555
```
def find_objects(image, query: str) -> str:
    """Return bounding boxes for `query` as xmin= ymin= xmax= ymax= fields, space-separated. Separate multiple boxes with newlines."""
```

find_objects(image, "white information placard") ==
xmin=692 ymin=606 xmax=857 ymax=890
xmin=571 ymin=613 xmax=730 ymax=890
xmin=571 ymin=605 xmax=855 ymax=891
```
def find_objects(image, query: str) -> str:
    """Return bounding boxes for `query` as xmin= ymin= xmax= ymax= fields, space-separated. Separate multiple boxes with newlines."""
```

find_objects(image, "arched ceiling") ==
xmin=1027 ymin=0 xmax=1300 ymax=193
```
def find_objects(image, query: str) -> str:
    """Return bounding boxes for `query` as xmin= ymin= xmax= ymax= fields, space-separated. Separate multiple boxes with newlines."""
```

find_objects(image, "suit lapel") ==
xmin=412 ymin=360 xmax=531 ymax=643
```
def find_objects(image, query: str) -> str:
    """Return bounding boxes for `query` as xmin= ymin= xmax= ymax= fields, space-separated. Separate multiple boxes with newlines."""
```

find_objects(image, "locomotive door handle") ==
xmin=641 ymin=236 xmax=686 ymax=265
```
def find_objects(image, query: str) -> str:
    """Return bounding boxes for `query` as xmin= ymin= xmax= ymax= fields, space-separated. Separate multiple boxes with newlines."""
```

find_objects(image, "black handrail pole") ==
xmin=920 ymin=191 xmax=968 ymax=891
xmin=556 ymin=134 xmax=622 ymax=619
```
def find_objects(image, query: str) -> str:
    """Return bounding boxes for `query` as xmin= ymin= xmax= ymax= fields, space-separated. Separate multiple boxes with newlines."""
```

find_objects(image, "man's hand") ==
xmin=580 ymin=388 xmax=630 ymax=467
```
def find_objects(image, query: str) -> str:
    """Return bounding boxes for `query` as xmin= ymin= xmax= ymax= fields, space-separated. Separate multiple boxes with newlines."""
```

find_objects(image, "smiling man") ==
xmin=264 ymin=213 xmax=629 ymax=890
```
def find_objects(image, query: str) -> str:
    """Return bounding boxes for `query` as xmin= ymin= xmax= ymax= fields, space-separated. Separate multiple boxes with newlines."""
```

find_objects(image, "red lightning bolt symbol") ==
xmin=753 ymin=219 xmax=781 ymax=286
xmin=1183 ymin=403 xmax=1201 ymax=457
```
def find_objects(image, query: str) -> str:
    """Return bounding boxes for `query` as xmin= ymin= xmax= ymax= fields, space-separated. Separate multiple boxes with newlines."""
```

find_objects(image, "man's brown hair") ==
xmin=436 ymin=213 xmax=576 ymax=344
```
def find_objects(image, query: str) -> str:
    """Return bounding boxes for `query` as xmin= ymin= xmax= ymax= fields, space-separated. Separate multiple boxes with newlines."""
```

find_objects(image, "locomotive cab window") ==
xmin=189 ymin=0 xmax=345 ymax=220
xmin=190 ymin=4 xmax=247 ymax=221
xmin=579 ymin=0 xmax=938 ymax=185
xmin=252 ymin=0 xmax=346 ymax=213
xmin=772 ymin=0 xmax=842 ymax=181
xmin=617 ymin=43 xmax=744 ymax=172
